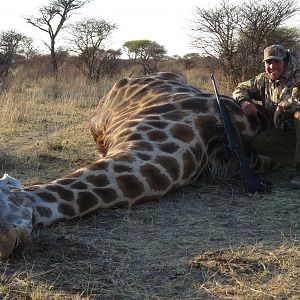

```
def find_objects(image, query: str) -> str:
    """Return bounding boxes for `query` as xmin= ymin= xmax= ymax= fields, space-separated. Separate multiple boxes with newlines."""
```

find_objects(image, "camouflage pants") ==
xmin=251 ymin=112 xmax=300 ymax=169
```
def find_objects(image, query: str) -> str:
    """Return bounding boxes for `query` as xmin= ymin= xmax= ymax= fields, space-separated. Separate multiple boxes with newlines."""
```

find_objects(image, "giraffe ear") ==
xmin=0 ymin=174 xmax=23 ymax=190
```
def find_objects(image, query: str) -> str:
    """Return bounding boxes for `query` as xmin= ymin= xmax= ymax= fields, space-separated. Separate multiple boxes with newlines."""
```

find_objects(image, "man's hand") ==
xmin=273 ymin=106 xmax=284 ymax=127
xmin=240 ymin=100 xmax=258 ymax=116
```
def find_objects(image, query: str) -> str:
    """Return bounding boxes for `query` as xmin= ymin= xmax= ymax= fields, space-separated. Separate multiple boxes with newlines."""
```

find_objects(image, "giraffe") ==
xmin=0 ymin=72 xmax=279 ymax=259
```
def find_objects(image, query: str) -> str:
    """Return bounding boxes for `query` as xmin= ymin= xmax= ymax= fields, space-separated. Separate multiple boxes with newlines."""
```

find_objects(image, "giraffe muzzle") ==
xmin=0 ymin=220 xmax=28 ymax=260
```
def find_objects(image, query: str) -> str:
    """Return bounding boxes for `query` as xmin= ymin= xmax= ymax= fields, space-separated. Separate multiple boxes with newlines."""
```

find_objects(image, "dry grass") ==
xmin=0 ymin=64 xmax=299 ymax=299
xmin=192 ymin=242 xmax=300 ymax=299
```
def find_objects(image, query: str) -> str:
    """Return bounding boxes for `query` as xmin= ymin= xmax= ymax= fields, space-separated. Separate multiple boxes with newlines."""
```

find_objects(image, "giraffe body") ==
xmin=0 ymin=72 xmax=278 ymax=259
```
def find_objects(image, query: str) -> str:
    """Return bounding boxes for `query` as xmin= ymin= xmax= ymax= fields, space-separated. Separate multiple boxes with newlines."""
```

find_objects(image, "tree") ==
xmin=265 ymin=26 xmax=300 ymax=53
xmin=123 ymin=40 xmax=166 ymax=74
xmin=191 ymin=0 xmax=300 ymax=86
xmin=0 ymin=30 xmax=35 ymax=78
xmin=25 ymin=0 xmax=92 ymax=77
xmin=67 ymin=17 xmax=119 ymax=80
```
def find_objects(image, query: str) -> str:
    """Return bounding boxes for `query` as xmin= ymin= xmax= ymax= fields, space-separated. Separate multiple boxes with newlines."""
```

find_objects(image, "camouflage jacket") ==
xmin=232 ymin=51 xmax=300 ymax=129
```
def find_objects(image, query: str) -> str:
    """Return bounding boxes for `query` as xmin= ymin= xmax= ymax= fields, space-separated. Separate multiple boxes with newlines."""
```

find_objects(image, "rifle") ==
xmin=210 ymin=74 xmax=266 ymax=195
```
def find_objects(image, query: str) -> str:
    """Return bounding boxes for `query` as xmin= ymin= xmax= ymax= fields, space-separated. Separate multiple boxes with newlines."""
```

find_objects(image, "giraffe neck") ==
xmin=17 ymin=148 xmax=204 ymax=227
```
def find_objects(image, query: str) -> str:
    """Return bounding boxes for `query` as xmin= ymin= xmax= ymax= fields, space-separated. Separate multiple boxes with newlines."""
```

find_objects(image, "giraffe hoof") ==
xmin=0 ymin=220 xmax=18 ymax=260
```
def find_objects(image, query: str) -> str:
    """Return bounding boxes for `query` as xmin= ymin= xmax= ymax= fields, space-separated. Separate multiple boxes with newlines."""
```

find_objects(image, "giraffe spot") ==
xmin=136 ymin=125 xmax=152 ymax=131
xmin=158 ymin=142 xmax=179 ymax=154
xmin=175 ymin=87 xmax=193 ymax=93
xmin=171 ymin=124 xmax=194 ymax=142
xmin=117 ymin=129 xmax=133 ymax=139
xmin=63 ymin=169 xmax=84 ymax=178
xmin=140 ymin=163 xmax=171 ymax=191
xmin=181 ymin=97 xmax=209 ymax=113
xmin=57 ymin=178 xmax=76 ymax=185
xmin=126 ymin=85 xmax=139 ymax=96
xmin=87 ymin=161 xmax=109 ymax=171
xmin=195 ymin=115 xmax=218 ymax=144
xmin=127 ymin=133 xmax=143 ymax=141
xmin=9 ymin=203 xmax=18 ymax=212
xmin=21 ymin=209 xmax=32 ymax=220
xmin=111 ymin=200 xmax=129 ymax=208
xmin=155 ymin=156 xmax=180 ymax=181
xmin=70 ymin=182 xmax=88 ymax=190
xmin=116 ymin=174 xmax=144 ymax=198
xmin=170 ymin=183 xmax=181 ymax=192
xmin=126 ymin=121 xmax=139 ymax=128
xmin=36 ymin=206 xmax=52 ymax=218
xmin=46 ymin=185 xmax=74 ymax=201
xmin=115 ymin=86 xmax=126 ymax=100
xmin=182 ymin=150 xmax=196 ymax=180
xmin=146 ymin=121 xmax=168 ymax=129
xmin=253 ymin=154 xmax=262 ymax=170
xmin=113 ymin=165 xmax=132 ymax=173
xmin=108 ymin=90 xmax=117 ymax=102
xmin=207 ymin=136 xmax=222 ymax=156
xmin=114 ymin=154 xmax=135 ymax=163
xmin=25 ymin=186 xmax=41 ymax=191
xmin=190 ymin=142 xmax=203 ymax=161
xmin=135 ymin=195 xmax=159 ymax=205
xmin=36 ymin=192 xmax=57 ymax=203
xmin=77 ymin=192 xmax=99 ymax=213
xmin=143 ymin=103 xmax=176 ymax=115
xmin=130 ymin=86 xmax=149 ymax=97
xmin=58 ymin=203 xmax=76 ymax=217
xmin=155 ymin=85 xmax=174 ymax=93
xmin=145 ymin=116 xmax=161 ymax=121
xmin=147 ymin=130 xmax=168 ymax=142
xmin=92 ymin=188 xmax=117 ymax=204
xmin=163 ymin=111 xmax=188 ymax=121
xmin=115 ymin=78 xmax=129 ymax=88
xmin=136 ymin=152 xmax=152 ymax=161
xmin=8 ymin=195 xmax=23 ymax=206
xmin=148 ymin=80 xmax=165 ymax=88
xmin=131 ymin=141 xmax=153 ymax=151
xmin=86 ymin=174 xmax=109 ymax=187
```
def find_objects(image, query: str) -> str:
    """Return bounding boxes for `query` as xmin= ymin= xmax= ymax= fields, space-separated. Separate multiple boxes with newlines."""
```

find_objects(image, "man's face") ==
xmin=264 ymin=59 xmax=286 ymax=81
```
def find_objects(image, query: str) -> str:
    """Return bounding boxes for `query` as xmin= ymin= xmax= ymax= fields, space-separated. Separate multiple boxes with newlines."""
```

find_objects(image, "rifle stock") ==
xmin=210 ymin=74 xmax=266 ymax=194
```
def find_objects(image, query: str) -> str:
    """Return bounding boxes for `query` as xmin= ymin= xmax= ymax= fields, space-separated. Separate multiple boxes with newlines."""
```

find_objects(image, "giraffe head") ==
xmin=0 ymin=174 xmax=32 ymax=259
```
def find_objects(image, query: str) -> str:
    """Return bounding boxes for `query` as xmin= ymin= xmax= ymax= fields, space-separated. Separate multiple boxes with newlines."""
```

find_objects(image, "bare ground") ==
xmin=0 ymin=167 xmax=299 ymax=299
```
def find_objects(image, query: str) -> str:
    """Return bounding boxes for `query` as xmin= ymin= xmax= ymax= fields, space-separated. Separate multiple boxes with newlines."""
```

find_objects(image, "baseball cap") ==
xmin=263 ymin=44 xmax=286 ymax=62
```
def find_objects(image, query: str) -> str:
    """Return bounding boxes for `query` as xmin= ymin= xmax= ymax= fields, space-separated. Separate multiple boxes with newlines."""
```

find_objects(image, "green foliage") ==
xmin=265 ymin=26 xmax=300 ymax=52
xmin=123 ymin=39 xmax=166 ymax=74
xmin=183 ymin=53 xmax=201 ymax=60
xmin=123 ymin=39 xmax=166 ymax=60
xmin=0 ymin=30 xmax=35 ymax=78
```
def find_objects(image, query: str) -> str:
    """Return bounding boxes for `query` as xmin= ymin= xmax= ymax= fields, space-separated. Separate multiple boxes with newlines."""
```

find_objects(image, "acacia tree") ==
xmin=264 ymin=26 xmax=300 ymax=53
xmin=191 ymin=0 xmax=300 ymax=86
xmin=25 ymin=0 xmax=92 ymax=77
xmin=123 ymin=40 xmax=166 ymax=74
xmin=0 ymin=30 xmax=35 ymax=78
xmin=67 ymin=17 xmax=120 ymax=80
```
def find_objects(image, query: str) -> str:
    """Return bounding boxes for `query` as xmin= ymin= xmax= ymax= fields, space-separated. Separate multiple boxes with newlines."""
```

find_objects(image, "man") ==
xmin=233 ymin=44 xmax=300 ymax=189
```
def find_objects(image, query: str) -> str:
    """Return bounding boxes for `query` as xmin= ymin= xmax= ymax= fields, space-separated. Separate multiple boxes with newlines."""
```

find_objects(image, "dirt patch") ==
xmin=1 ymin=171 xmax=299 ymax=299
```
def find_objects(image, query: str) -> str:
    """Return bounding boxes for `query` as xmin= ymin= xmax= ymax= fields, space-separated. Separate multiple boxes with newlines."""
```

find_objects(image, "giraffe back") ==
xmin=90 ymin=72 xmax=277 ymax=182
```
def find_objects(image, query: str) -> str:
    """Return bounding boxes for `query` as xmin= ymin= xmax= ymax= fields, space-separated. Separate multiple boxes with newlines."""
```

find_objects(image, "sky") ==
xmin=0 ymin=0 xmax=222 ymax=57
xmin=1 ymin=0 xmax=300 ymax=58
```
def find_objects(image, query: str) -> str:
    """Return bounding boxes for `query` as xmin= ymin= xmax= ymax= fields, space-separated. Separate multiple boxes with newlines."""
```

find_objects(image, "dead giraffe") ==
xmin=0 ymin=72 xmax=278 ymax=259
